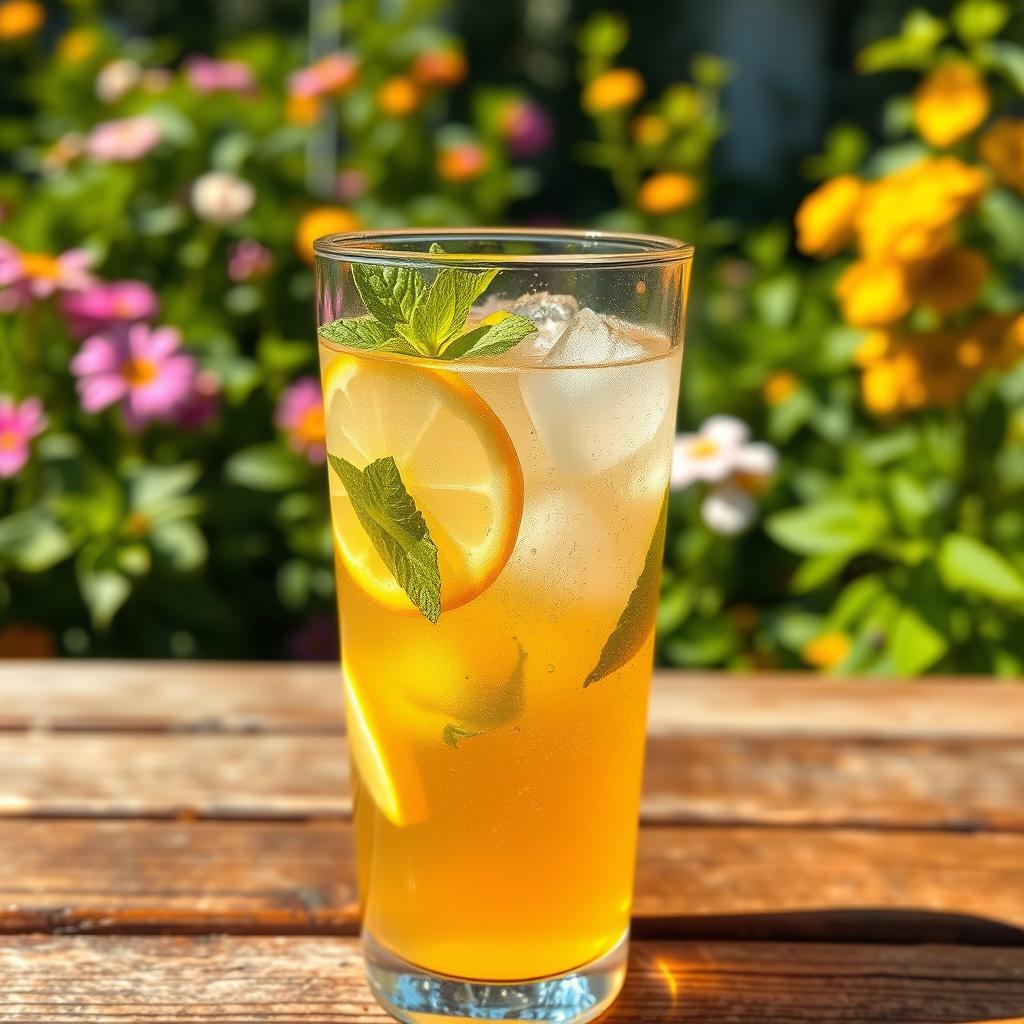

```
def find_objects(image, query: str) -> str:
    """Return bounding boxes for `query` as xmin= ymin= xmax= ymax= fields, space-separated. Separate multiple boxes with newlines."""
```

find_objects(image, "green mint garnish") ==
xmin=443 ymin=641 xmax=526 ymax=747
xmin=321 ymin=244 xmax=537 ymax=361
xmin=328 ymin=453 xmax=441 ymax=623
xmin=584 ymin=495 xmax=668 ymax=687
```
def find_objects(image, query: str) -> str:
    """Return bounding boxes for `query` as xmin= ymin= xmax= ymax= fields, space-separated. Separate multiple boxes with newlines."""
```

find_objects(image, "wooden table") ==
xmin=1 ymin=662 xmax=1023 ymax=1023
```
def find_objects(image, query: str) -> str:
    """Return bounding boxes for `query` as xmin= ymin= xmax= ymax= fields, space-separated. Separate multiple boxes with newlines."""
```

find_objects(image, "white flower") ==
xmin=701 ymin=484 xmax=756 ymax=535
xmin=671 ymin=415 xmax=772 ymax=490
xmin=96 ymin=58 xmax=142 ymax=103
xmin=190 ymin=171 xmax=256 ymax=225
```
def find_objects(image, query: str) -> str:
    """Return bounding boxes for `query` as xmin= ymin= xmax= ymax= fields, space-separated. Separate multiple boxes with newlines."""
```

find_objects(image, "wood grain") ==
xmin=4 ymin=662 xmax=1024 ymax=739
xmin=1 ymin=935 xmax=1023 ymax=1023
xmin=2 ymin=729 xmax=1022 ymax=830
xmin=2 ymin=819 xmax=1022 ymax=940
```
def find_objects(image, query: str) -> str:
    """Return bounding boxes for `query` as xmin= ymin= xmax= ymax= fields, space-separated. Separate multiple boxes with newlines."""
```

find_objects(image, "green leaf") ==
xmin=766 ymin=499 xmax=888 ymax=556
xmin=938 ymin=533 xmax=1024 ymax=604
xmin=953 ymin=0 xmax=1010 ymax=42
xmin=405 ymin=267 xmax=498 ymax=351
xmin=983 ymin=41 xmax=1024 ymax=95
xmin=351 ymin=263 xmax=425 ymax=330
xmin=328 ymin=454 xmax=441 ymax=622
xmin=585 ymin=496 xmax=667 ymax=686
xmin=150 ymin=520 xmax=208 ymax=571
xmin=442 ymin=724 xmax=479 ymax=749
xmin=577 ymin=11 xmax=629 ymax=58
xmin=0 ymin=510 xmax=72 ymax=572
xmin=439 ymin=313 xmax=538 ymax=360
xmin=888 ymin=606 xmax=949 ymax=674
xmin=226 ymin=444 xmax=310 ymax=491
xmin=857 ymin=9 xmax=947 ymax=72
xmin=443 ymin=642 xmax=526 ymax=746
xmin=130 ymin=463 xmax=201 ymax=512
xmin=76 ymin=545 xmax=131 ymax=630
xmin=319 ymin=315 xmax=390 ymax=350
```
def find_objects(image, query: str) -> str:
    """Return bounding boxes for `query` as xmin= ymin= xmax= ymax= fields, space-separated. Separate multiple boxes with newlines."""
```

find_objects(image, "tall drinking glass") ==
xmin=315 ymin=229 xmax=692 ymax=1024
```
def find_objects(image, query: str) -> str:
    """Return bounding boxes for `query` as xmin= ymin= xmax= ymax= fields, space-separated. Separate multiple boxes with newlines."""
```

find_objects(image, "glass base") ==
xmin=363 ymin=930 xmax=629 ymax=1024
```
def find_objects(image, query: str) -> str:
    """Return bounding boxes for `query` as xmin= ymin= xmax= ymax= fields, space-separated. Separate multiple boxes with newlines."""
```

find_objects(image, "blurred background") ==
xmin=1 ymin=0 xmax=1022 ymax=672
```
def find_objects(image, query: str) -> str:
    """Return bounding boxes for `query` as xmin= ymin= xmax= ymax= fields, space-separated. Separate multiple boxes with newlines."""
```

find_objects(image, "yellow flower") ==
xmin=637 ymin=172 xmax=697 ymax=215
xmin=411 ymin=49 xmax=467 ymax=88
xmin=855 ymin=157 xmax=986 ymax=262
xmin=295 ymin=207 xmax=359 ymax=264
xmin=377 ymin=76 xmax=421 ymax=117
xmin=854 ymin=329 xmax=890 ymax=367
xmin=913 ymin=61 xmax=990 ymax=148
xmin=979 ymin=118 xmax=1024 ymax=194
xmin=795 ymin=175 xmax=863 ymax=257
xmin=286 ymin=93 xmax=320 ymax=125
xmin=437 ymin=142 xmax=487 ymax=183
xmin=0 ymin=0 xmax=43 ymax=40
xmin=802 ymin=632 xmax=850 ymax=669
xmin=835 ymin=260 xmax=912 ymax=328
xmin=762 ymin=371 xmax=799 ymax=406
xmin=582 ymin=68 xmax=644 ymax=114
xmin=56 ymin=26 xmax=98 ymax=63
xmin=907 ymin=245 xmax=989 ymax=316
xmin=632 ymin=114 xmax=668 ymax=146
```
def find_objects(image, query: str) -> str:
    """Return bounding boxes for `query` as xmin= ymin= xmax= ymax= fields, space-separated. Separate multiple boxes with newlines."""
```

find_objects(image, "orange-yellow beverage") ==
xmin=320 ymin=330 xmax=681 ymax=981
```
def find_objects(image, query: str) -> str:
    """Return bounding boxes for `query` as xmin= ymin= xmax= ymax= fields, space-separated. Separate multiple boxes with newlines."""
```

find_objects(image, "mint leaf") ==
xmin=584 ymin=495 xmax=668 ymax=686
xmin=405 ymin=267 xmax=498 ymax=351
xmin=328 ymin=454 xmax=441 ymax=622
xmin=319 ymin=315 xmax=390 ymax=350
xmin=443 ymin=641 xmax=526 ymax=747
xmin=351 ymin=263 xmax=424 ymax=330
xmin=428 ymin=242 xmax=446 ymax=254
xmin=439 ymin=313 xmax=538 ymax=360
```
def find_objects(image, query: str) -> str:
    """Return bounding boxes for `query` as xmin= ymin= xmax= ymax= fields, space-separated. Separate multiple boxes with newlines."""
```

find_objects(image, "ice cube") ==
xmin=520 ymin=309 xmax=676 ymax=476
xmin=509 ymin=291 xmax=579 ymax=327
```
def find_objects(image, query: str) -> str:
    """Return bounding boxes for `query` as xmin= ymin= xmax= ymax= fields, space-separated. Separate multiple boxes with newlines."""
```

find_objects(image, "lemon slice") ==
xmin=343 ymin=668 xmax=427 ymax=827
xmin=323 ymin=351 xmax=524 ymax=614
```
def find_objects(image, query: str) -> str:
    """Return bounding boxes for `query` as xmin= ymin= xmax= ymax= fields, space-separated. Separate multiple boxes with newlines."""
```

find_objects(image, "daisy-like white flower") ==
xmin=670 ymin=415 xmax=778 ymax=535
xmin=190 ymin=171 xmax=255 ymax=224
xmin=95 ymin=57 xmax=141 ymax=103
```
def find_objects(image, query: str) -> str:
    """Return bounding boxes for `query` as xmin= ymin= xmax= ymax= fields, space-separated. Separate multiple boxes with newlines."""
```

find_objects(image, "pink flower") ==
xmin=500 ymin=99 xmax=554 ymax=158
xmin=275 ymin=377 xmax=325 ymax=464
xmin=335 ymin=168 xmax=367 ymax=202
xmin=288 ymin=51 xmax=358 ymax=99
xmin=0 ymin=396 xmax=46 ymax=478
xmin=0 ymin=242 xmax=95 ymax=310
xmin=70 ymin=324 xmax=198 ymax=431
xmin=227 ymin=239 xmax=273 ymax=282
xmin=173 ymin=370 xmax=221 ymax=430
xmin=87 ymin=115 xmax=162 ymax=162
xmin=185 ymin=54 xmax=256 ymax=95
xmin=62 ymin=280 xmax=159 ymax=338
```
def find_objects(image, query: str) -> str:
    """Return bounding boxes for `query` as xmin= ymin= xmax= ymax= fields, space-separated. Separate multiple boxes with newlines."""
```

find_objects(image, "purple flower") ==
xmin=70 ymin=324 xmax=198 ymax=430
xmin=185 ymin=54 xmax=256 ymax=95
xmin=62 ymin=280 xmax=159 ymax=338
xmin=0 ymin=396 xmax=46 ymax=478
xmin=87 ymin=115 xmax=162 ymax=162
xmin=0 ymin=243 xmax=95 ymax=311
xmin=227 ymin=239 xmax=273 ymax=282
xmin=173 ymin=370 xmax=221 ymax=430
xmin=275 ymin=377 xmax=325 ymax=464
xmin=500 ymin=99 xmax=554 ymax=158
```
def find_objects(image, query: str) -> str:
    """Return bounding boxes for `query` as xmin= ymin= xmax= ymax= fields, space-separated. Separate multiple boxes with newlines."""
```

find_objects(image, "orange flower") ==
xmin=913 ymin=61 xmax=990 ymax=148
xmin=637 ymin=172 xmax=697 ymax=215
xmin=411 ymin=49 xmax=467 ymax=88
xmin=979 ymin=118 xmax=1024 ymax=194
xmin=795 ymin=175 xmax=863 ymax=257
xmin=377 ymin=76 xmax=421 ymax=117
xmin=582 ymin=68 xmax=644 ymax=114
xmin=0 ymin=0 xmax=43 ymax=39
xmin=802 ymin=632 xmax=850 ymax=669
xmin=835 ymin=260 xmax=912 ymax=327
xmin=56 ymin=26 xmax=98 ymax=63
xmin=295 ymin=207 xmax=359 ymax=264
xmin=286 ymin=93 xmax=320 ymax=125
xmin=855 ymin=157 xmax=986 ymax=262
xmin=762 ymin=371 xmax=799 ymax=406
xmin=907 ymin=245 xmax=989 ymax=316
xmin=0 ymin=621 xmax=55 ymax=658
xmin=437 ymin=143 xmax=487 ymax=182
xmin=632 ymin=114 xmax=668 ymax=146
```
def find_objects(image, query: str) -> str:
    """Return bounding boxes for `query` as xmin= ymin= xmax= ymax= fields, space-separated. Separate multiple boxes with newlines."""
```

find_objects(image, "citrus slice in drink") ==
xmin=343 ymin=668 xmax=427 ymax=827
xmin=322 ymin=351 xmax=524 ymax=614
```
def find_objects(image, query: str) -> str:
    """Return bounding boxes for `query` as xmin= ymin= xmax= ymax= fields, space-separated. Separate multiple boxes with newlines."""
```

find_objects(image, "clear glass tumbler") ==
xmin=314 ymin=229 xmax=692 ymax=1024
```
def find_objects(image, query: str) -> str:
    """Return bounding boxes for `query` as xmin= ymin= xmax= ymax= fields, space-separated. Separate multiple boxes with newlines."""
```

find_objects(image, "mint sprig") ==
xmin=584 ymin=495 xmax=668 ymax=687
xmin=328 ymin=453 xmax=441 ymax=623
xmin=320 ymin=244 xmax=537 ymax=360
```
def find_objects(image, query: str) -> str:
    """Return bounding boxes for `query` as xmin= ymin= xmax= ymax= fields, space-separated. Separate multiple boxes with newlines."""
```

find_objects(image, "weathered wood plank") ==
xmin=1 ymin=730 xmax=1021 ymax=830
xmin=1 ymin=820 xmax=1023 ymax=940
xmin=3 ymin=662 xmax=1023 ymax=739
xmin=1 ymin=935 xmax=1023 ymax=1023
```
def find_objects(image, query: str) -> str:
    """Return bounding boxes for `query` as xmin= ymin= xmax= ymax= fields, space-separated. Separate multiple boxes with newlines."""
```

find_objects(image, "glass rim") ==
xmin=312 ymin=227 xmax=694 ymax=269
